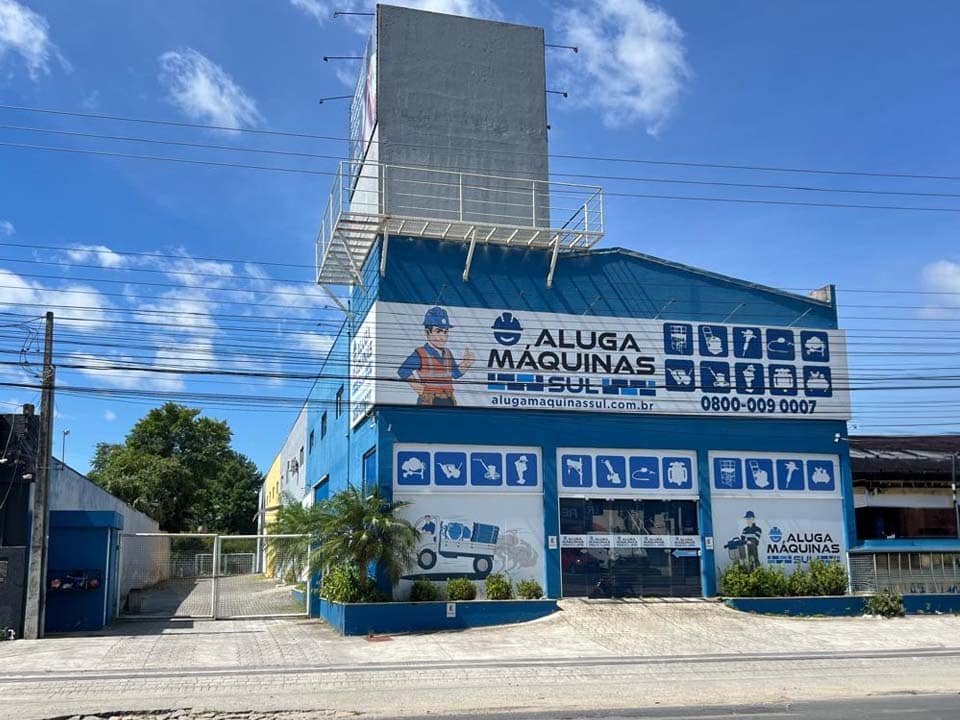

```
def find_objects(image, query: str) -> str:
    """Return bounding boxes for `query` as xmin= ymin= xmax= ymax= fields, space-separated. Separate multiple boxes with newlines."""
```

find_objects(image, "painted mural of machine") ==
xmin=414 ymin=515 xmax=500 ymax=577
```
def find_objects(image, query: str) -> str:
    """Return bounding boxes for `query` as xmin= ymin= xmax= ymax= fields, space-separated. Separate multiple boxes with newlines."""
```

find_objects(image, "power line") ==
xmin=4 ymin=103 xmax=960 ymax=182
xmin=2 ymin=240 xmax=960 ymax=299
xmin=6 ymin=138 xmax=960 ymax=215
xmin=7 ymin=122 xmax=960 ymax=201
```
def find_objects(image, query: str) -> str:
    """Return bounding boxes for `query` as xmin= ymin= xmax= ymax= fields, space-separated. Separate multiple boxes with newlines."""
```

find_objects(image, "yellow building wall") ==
xmin=263 ymin=453 xmax=282 ymax=577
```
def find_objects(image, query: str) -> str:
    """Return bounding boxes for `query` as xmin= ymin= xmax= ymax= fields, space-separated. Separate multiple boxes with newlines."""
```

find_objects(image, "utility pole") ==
xmin=23 ymin=312 xmax=55 ymax=639
xmin=953 ymin=452 xmax=959 ymax=539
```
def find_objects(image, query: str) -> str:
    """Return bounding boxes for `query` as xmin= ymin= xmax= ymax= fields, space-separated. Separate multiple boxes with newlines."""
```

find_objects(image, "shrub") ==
xmin=516 ymin=579 xmax=544 ymax=599
xmin=865 ymin=588 xmax=905 ymax=618
xmin=719 ymin=565 xmax=788 ymax=597
xmin=410 ymin=580 xmax=439 ymax=602
xmin=446 ymin=577 xmax=477 ymax=601
xmin=320 ymin=564 xmax=388 ymax=603
xmin=786 ymin=568 xmax=817 ymax=597
xmin=809 ymin=559 xmax=848 ymax=596
xmin=485 ymin=574 xmax=513 ymax=600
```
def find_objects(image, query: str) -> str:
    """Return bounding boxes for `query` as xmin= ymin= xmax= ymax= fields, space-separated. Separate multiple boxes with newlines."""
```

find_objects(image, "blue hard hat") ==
xmin=492 ymin=311 xmax=522 ymax=332
xmin=744 ymin=510 xmax=756 ymax=519
xmin=424 ymin=306 xmax=452 ymax=329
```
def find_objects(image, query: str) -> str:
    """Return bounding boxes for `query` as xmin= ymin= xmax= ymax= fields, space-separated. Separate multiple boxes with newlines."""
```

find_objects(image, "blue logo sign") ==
xmin=765 ymin=329 xmax=796 ymax=360
xmin=665 ymin=359 xmax=695 ymax=392
xmin=803 ymin=367 xmax=833 ymax=397
xmin=769 ymin=526 xmax=783 ymax=543
xmin=663 ymin=457 xmax=693 ymax=490
xmin=733 ymin=327 xmax=763 ymax=359
xmin=470 ymin=452 xmax=503 ymax=486
xmin=434 ymin=451 xmax=467 ymax=486
xmin=714 ymin=458 xmax=743 ymax=489
xmin=629 ymin=456 xmax=660 ymax=489
xmin=561 ymin=454 xmax=593 ymax=487
xmin=698 ymin=325 xmax=728 ymax=357
xmin=701 ymin=362 xmax=732 ymax=393
xmin=735 ymin=363 xmax=765 ymax=395
xmin=663 ymin=323 xmax=693 ymax=356
xmin=768 ymin=365 xmax=797 ymax=396
xmin=807 ymin=460 xmax=836 ymax=491
xmin=776 ymin=459 xmax=805 ymax=491
xmin=745 ymin=458 xmax=774 ymax=491
xmin=492 ymin=311 xmax=523 ymax=346
xmin=596 ymin=455 xmax=627 ymax=489
xmin=505 ymin=452 xmax=538 ymax=487
xmin=800 ymin=331 xmax=830 ymax=362
xmin=397 ymin=451 xmax=431 ymax=486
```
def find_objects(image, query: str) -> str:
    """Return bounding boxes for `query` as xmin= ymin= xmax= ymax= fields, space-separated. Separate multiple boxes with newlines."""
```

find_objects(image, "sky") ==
xmin=1 ymin=0 xmax=959 ymax=475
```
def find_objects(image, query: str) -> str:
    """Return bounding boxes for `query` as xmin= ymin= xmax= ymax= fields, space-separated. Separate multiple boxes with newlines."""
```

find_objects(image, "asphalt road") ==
xmin=462 ymin=694 xmax=960 ymax=719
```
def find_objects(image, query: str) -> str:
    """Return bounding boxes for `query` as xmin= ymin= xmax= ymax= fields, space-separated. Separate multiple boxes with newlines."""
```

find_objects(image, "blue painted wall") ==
xmin=304 ymin=236 xmax=851 ymax=598
xmin=305 ymin=242 xmax=382 ymax=499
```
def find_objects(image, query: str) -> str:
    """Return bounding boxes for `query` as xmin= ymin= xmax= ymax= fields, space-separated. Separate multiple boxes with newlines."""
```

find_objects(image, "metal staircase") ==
xmin=316 ymin=161 xmax=605 ymax=290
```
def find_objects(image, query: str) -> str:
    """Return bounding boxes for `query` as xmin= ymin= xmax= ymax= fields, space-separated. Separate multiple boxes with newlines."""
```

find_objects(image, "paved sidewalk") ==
xmin=3 ymin=600 xmax=960 ymax=720
xmin=3 ymin=598 xmax=959 ymax=675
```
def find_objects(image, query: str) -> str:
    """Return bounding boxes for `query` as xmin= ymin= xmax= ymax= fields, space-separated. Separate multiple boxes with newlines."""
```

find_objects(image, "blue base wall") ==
xmin=727 ymin=594 xmax=960 ymax=616
xmin=314 ymin=598 xmax=558 ymax=635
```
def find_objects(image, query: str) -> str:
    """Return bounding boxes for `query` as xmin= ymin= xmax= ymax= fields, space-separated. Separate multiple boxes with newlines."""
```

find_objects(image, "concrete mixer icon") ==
xmin=414 ymin=515 xmax=500 ymax=576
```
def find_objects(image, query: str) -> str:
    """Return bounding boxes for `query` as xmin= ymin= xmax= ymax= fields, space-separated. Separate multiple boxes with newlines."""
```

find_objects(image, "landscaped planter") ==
xmin=313 ymin=597 xmax=558 ymax=635
xmin=724 ymin=596 xmax=867 ymax=616
xmin=726 ymin=594 xmax=960 ymax=616
xmin=291 ymin=588 xmax=306 ymax=607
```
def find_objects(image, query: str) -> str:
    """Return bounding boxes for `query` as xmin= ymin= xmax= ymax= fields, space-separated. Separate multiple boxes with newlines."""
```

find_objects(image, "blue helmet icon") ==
xmin=492 ymin=311 xmax=522 ymax=346
xmin=423 ymin=306 xmax=452 ymax=330
xmin=769 ymin=526 xmax=782 ymax=543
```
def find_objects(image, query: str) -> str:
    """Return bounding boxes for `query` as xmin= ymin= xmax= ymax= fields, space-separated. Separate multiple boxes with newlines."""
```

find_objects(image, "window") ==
xmin=308 ymin=430 xmax=315 ymax=453
xmin=313 ymin=475 xmax=329 ymax=505
xmin=362 ymin=448 xmax=377 ymax=493
xmin=321 ymin=412 xmax=327 ymax=439
xmin=335 ymin=386 xmax=344 ymax=418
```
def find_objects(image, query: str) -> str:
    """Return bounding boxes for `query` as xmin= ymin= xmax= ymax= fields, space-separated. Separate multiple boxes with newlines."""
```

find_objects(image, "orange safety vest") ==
xmin=415 ymin=346 xmax=455 ymax=395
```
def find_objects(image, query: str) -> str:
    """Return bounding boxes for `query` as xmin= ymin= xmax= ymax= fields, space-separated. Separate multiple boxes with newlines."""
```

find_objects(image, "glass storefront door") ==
xmin=560 ymin=498 xmax=702 ymax=598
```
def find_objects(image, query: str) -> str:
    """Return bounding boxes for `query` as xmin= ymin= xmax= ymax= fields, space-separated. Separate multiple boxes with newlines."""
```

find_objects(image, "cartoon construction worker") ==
xmin=397 ymin=306 xmax=474 ymax=406
xmin=741 ymin=510 xmax=763 ymax=569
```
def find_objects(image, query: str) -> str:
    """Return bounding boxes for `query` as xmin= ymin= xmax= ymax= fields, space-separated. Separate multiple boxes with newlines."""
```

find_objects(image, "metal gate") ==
xmin=117 ymin=532 xmax=310 ymax=620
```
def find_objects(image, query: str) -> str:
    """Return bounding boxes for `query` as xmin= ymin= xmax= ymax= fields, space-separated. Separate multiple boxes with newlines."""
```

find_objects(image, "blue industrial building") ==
xmin=282 ymin=4 xmax=853 ymax=601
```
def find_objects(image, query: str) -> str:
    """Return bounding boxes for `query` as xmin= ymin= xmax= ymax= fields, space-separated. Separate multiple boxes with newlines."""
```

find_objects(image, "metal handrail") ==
xmin=317 ymin=160 xmax=605 ymax=284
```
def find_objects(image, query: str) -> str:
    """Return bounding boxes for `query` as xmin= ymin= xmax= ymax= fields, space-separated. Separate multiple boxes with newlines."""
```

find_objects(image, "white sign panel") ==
xmin=560 ymin=534 xmax=701 ymax=550
xmin=350 ymin=306 xmax=376 ymax=427
xmin=394 ymin=444 xmax=541 ymax=493
xmin=370 ymin=302 xmax=851 ymax=420
xmin=712 ymin=496 xmax=846 ymax=576
xmin=395 ymin=492 xmax=545 ymax=598
xmin=556 ymin=448 xmax=698 ymax=497
xmin=708 ymin=451 xmax=841 ymax=497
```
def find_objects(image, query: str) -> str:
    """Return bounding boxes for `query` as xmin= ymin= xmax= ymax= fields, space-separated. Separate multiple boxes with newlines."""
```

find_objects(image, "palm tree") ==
xmin=270 ymin=486 xmax=419 ymax=596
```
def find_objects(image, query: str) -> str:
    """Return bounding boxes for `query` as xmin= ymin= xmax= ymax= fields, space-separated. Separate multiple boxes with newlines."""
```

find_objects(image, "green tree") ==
xmin=89 ymin=403 xmax=261 ymax=533
xmin=270 ymin=485 xmax=419 ymax=596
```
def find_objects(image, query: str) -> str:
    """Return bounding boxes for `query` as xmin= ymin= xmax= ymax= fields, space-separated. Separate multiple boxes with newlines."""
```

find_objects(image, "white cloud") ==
xmin=919 ymin=260 xmax=960 ymax=317
xmin=554 ymin=0 xmax=689 ymax=135
xmin=290 ymin=0 xmax=500 ymax=30
xmin=303 ymin=332 xmax=334 ymax=358
xmin=65 ymin=244 xmax=128 ymax=269
xmin=67 ymin=352 xmax=185 ymax=392
xmin=0 ymin=219 xmax=14 ymax=236
xmin=103 ymin=409 xmax=117 ymax=422
xmin=158 ymin=48 xmax=262 ymax=127
xmin=0 ymin=0 xmax=58 ymax=79
xmin=289 ymin=0 xmax=331 ymax=23
xmin=0 ymin=269 xmax=112 ymax=330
